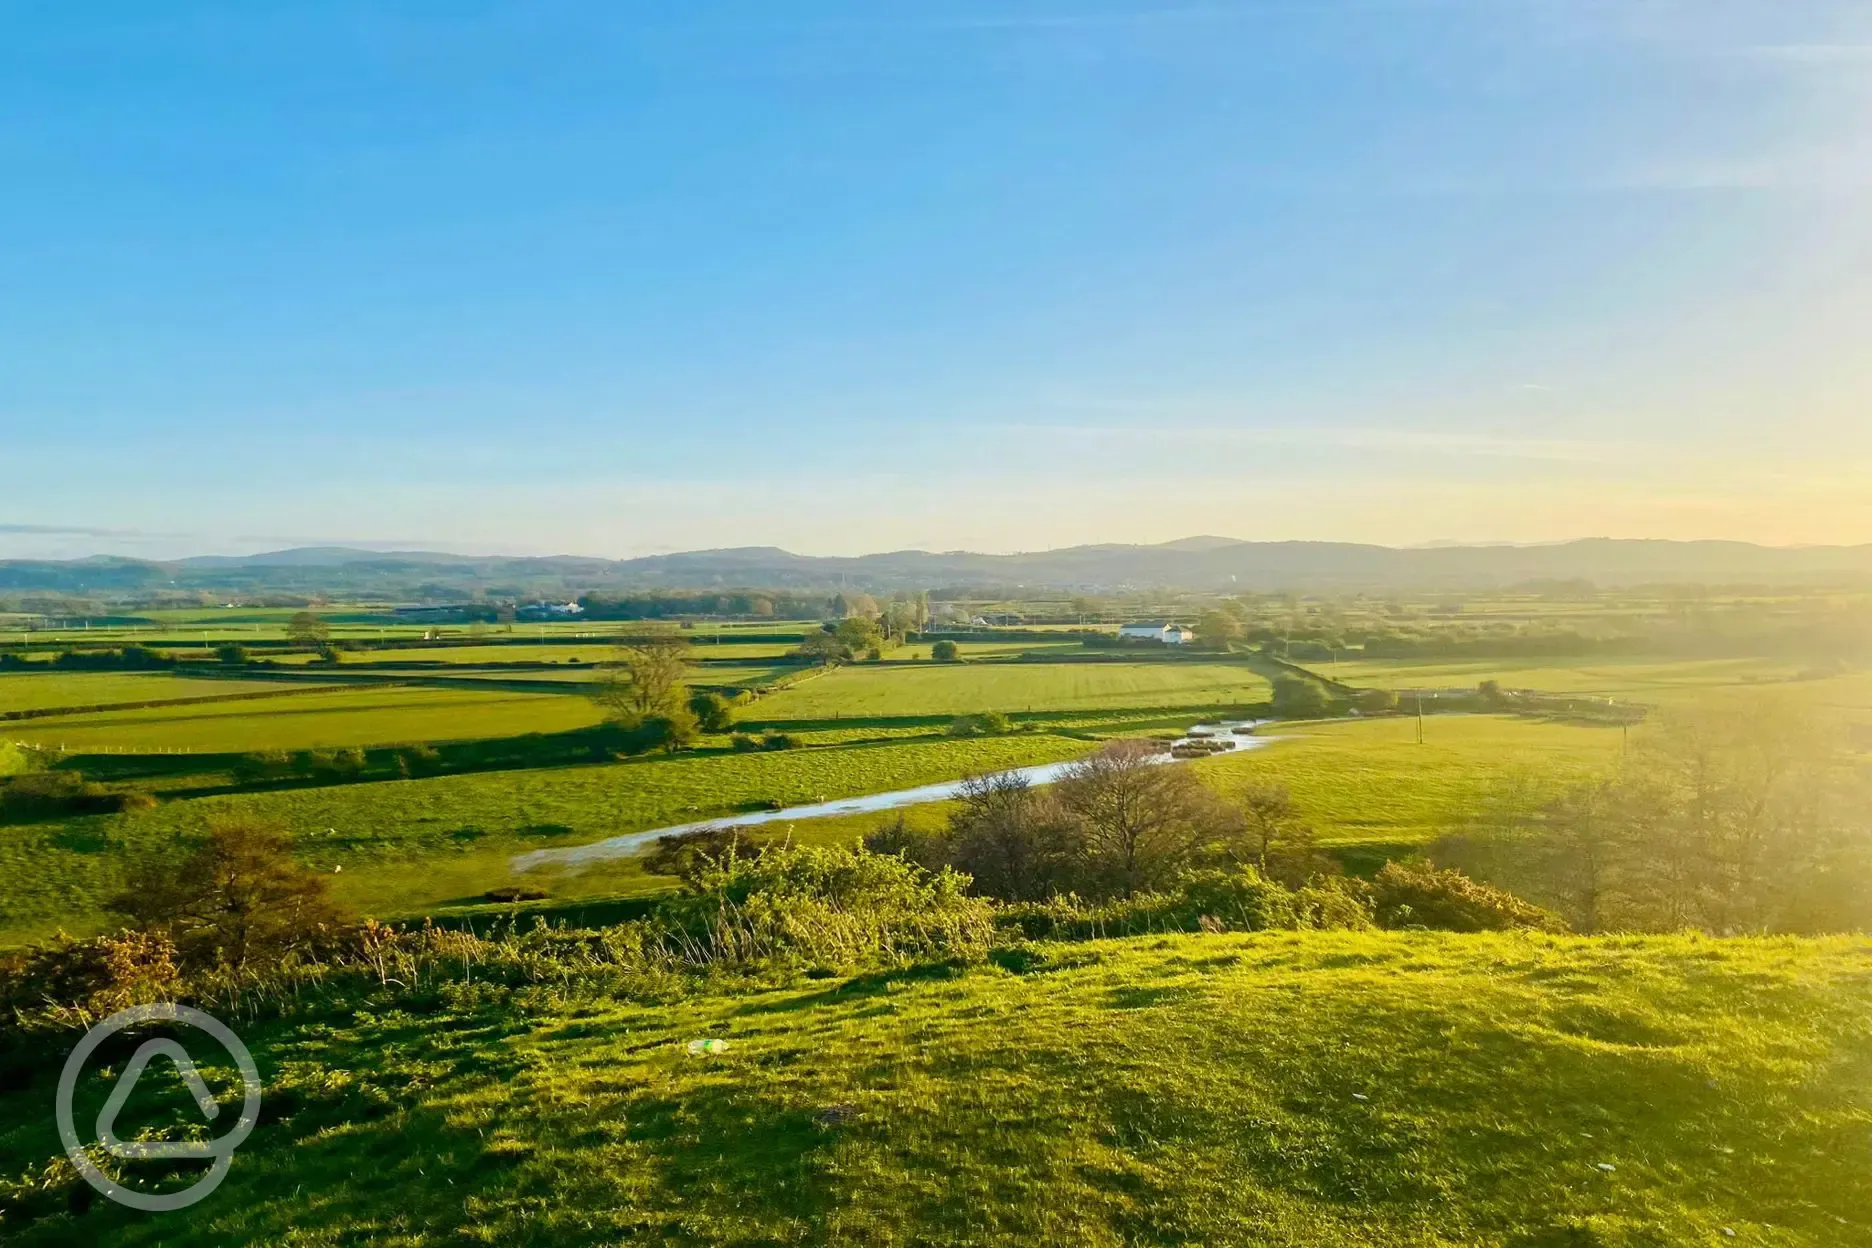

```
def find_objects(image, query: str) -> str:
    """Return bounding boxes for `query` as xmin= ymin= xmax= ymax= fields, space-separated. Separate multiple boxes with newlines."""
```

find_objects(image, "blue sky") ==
xmin=3 ymin=1 xmax=1869 ymax=559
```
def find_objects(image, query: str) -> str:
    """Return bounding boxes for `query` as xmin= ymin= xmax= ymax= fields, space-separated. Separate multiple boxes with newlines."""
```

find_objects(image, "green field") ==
xmin=5 ymin=685 xmax=607 ymax=753
xmin=0 ymin=733 xmax=1095 ymax=942
xmin=8 ymin=930 xmax=1866 ymax=1246
xmin=0 ymin=672 xmax=335 ymax=715
xmin=1194 ymin=715 xmax=1626 ymax=852
xmin=1325 ymin=655 xmax=1855 ymax=706
xmin=751 ymin=661 xmax=1273 ymax=720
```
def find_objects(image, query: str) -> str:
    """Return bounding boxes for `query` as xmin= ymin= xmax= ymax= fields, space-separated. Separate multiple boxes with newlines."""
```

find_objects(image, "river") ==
xmin=511 ymin=720 xmax=1273 ymax=871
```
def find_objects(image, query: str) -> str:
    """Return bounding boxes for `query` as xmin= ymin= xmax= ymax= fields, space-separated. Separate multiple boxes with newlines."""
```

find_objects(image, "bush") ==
xmin=642 ymin=825 xmax=776 ymax=885
xmin=0 ymin=929 xmax=182 ymax=1029
xmin=730 ymin=733 xmax=762 ymax=753
xmin=1271 ymin=675 xmax=1332 ymax=718
xmin=947 ymin=712 xmax=1014 ymax=738
xmin=1368 ymin=861 xmax=1563 ymax=933
xmin=0 ymin=771 xmax=149 ymax=820
xmin=654 ymin=842 xmax=995 ymax=970
xmin=997 ymin=867 xmax=1340 ymax=940
xmin=395 ymin=742 xmax=442 ymax=778
xmin=688 ymin=690 xmax=735 ymax=733
xmin=614 ymin=707 xmax=701 ymax=756
xmin=759 ymin=731 xmax=797 ymax=751
xmin=931 ymin=640 xmax=960 ymax=662
xmin=234 ymin=750 xmax=295 ymax=784
xmin=215 ymin=642 xmax=251 ymax=665
xmin=1353 ymin=687 xmax=1399 ymax=714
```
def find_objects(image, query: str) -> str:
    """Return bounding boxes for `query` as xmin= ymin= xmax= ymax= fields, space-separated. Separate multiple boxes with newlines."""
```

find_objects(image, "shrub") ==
xmin=395 ymin=742 xmax=442 ymax=778
xmin=863 ymin=813 xmax=954 ymax=873
xmin=1272 ymin=675 xmax=1332 ymax=718
xmin=1353 ymin=687 xmax=1399 ymax=714
xmin=0 ymin=929 xmax=182 ymax=1029
xmin=234 ymin=750 xmax=295 ymax=784
xmin=687 ymin=690 xmax=735 ymax=733
xmin=642 ymin=825 xmax=777 ymax=886
xmin=730 ymin=733 xmax=762 ymax=753
xmin=1369 ymin=861 xmax=1563 ymax=933
xmin=931 ymin=639 xmax=960 ymax=662
xmin=0 ymin=771 xmax=147 ymax=820
xmin=759 ymin=732 xmax=797 ymax=751
xmin=655 ymin=842 xmax=994 ymax=970
xmin=614 ymin=707 xmax=701 ymax=756
xmin=947 ymin=712 xmax=1013 ymax=738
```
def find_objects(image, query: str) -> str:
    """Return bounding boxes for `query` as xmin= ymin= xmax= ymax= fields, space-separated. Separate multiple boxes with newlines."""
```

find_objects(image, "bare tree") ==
xmin=947 ymin=772 xmax=1074 ymax=901
xmin=1233 ymin=784 xmax=1326 ymax=885
xmin=1054 ymin=740 xmax=1234 ymax=898
xmin=593 ymin=628 xmax=691 ymax=720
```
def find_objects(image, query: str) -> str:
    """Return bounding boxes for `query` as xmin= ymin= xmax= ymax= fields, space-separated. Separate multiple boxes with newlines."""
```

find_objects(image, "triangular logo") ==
xmin=96 ymin=1039 xmax=222 ymax=1161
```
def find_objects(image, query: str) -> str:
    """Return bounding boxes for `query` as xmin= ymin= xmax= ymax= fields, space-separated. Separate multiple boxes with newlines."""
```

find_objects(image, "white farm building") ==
xmin=1117 ymin=621 xmax=1194 ymax=645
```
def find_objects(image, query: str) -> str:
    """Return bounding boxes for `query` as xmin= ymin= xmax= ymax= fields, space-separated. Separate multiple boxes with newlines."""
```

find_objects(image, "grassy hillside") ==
xmin=7 ymin=930 xmax=1867 ymax=1246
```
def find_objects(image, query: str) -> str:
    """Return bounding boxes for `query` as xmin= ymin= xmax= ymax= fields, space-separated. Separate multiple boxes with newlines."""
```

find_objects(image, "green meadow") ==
xmin=0 ymin=672 xmax=334 ymax=714
xmin=7 ymin=931 xmax=1866 ymax=1246
xmin=751 ymin=660 xmax=1273 ymax=719
xmin=0 ymin=732 xmax=1096 ymax=942
xmin=1194 ymin=714 xmax=1626 ymax=853
xmin=5 ymin=685 xmax=608 ymax=753
xmin=1323 ymin=655 xmax=1852 ymax=707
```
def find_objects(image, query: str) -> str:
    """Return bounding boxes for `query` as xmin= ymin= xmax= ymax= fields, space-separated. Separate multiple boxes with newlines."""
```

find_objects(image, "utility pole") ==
xmin=1415 ymin=692 xmax=1425 ymax=745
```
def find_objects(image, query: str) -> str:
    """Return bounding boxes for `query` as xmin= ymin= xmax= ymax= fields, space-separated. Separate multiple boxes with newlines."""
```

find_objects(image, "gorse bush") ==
xmin=654 ymin=842 xmax=994 ymax=970
xmin=998 ymin=867 xmax=1374 ymax=941
xmin=1368 ymin=860 xmax=1563 ymax=933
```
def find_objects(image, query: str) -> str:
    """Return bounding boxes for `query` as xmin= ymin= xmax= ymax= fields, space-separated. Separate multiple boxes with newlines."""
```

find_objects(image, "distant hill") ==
xmin=3 ymin=537 xmax=1871 ymax=597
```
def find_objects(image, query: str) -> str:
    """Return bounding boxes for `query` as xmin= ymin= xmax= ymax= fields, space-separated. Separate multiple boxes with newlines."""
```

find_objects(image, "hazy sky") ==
xmin=3 ymin=1 xmax=1869 ymax=560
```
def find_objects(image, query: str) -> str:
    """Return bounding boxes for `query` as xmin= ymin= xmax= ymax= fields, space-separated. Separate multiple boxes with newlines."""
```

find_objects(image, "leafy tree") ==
xmin=110 ymin=819 xmax=348 ymax=970
xmin=287 ymin=610 xmax=330 ymax=649
xmin=795 ymin=627 xmax=849 ymax=666
xmin=214 ymin=642 xmax=251 ymax=665
xmin=931 ymin=639 xmax=960 ymax=662
xmin=835 ymin=615 xmax=884 ymax=655
xmin=1195 ymin=610 xmax=1242 ymax=650
xmin=1271 ymin=675 xmax=1331 ymax=719
xmin=687 ymin=689 xmax=735 ymax=733
xmin=1353 ymin=687 xmax=1399 ymax=714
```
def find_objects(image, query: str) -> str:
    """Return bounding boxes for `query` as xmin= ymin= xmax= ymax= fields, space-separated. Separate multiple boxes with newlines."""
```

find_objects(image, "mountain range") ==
xmin=4 ymin=538 xmax=1872 ymax=598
